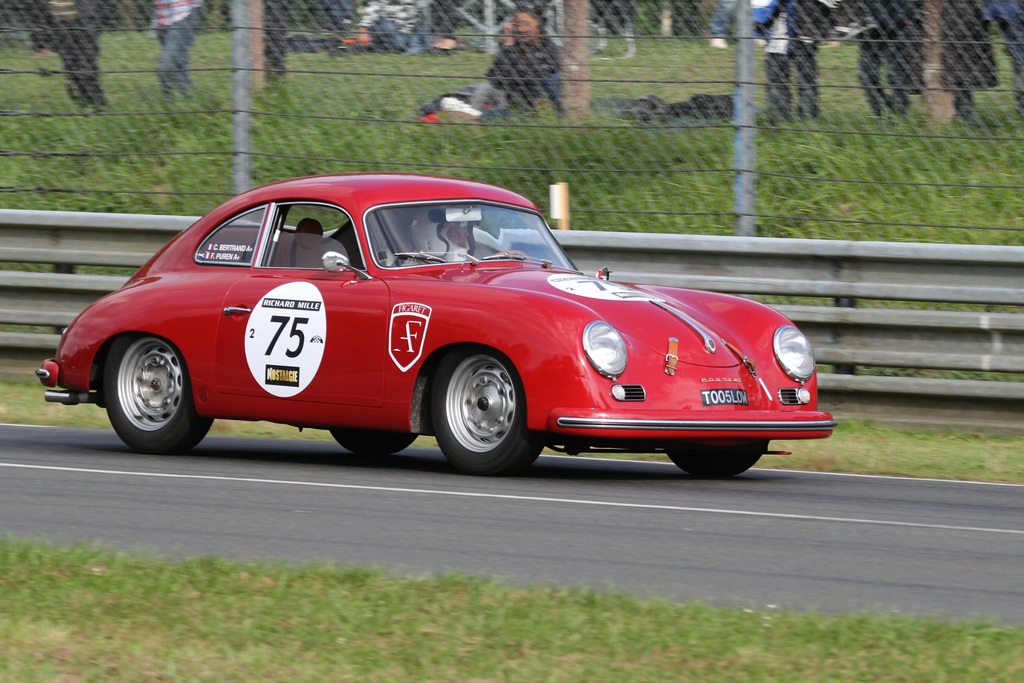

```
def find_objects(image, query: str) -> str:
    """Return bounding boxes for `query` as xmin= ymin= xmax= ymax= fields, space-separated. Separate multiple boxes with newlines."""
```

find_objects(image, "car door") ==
xmin=215 ymin=202 xmax=388 ymax=408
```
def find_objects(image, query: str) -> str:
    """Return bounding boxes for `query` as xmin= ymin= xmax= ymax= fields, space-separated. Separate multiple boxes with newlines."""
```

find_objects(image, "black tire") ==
xmin=330 ymin=429 xmax=416 ymax=456
xmin=667 ymin=442 xmax=767 ymax=477
xmin=103 ymin=335 xmax=212 ymax=455
xmin=431 ymin=348 xmax=543 ymax=476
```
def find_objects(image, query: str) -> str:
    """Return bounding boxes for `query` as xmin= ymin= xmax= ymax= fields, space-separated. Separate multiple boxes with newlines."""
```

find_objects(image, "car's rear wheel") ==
xmin=432 ymin=348 xmax=542 ymax=476
xmin=330 ymin=429 xmax=416 ymax=456
xmin=667 ymin=442 xmax=767 ymax=477
xmin=103 ymin=335 xmax=212 ymax=454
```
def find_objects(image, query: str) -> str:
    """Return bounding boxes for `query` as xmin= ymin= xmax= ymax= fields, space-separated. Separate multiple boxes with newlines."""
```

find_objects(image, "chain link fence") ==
xmin=2 ymin=1 xmax=1023 ymax=244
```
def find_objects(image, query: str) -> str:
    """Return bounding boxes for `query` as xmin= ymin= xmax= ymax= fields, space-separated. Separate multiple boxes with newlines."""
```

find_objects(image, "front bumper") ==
xmin=550 ymin=409 xmax=837 ymax=442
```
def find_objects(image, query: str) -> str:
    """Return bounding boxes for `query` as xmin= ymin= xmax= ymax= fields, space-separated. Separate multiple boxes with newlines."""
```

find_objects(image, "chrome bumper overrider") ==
xmin=555 ymin=417 xmax=838 ymax=432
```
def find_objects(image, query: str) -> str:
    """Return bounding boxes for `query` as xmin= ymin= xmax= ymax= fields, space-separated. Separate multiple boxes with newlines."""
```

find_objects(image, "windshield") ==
xmin=365 ymin=202 xmax=575 ymax=270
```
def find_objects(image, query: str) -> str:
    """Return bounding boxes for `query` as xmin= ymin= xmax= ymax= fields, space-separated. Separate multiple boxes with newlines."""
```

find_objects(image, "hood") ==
xmin=441 ymin=267 xmax=742 ymax=369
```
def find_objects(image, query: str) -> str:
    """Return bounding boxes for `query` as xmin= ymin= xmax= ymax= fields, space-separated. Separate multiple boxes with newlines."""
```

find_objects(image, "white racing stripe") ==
xmin=1 ymin=462 xmax=1021 ymax=536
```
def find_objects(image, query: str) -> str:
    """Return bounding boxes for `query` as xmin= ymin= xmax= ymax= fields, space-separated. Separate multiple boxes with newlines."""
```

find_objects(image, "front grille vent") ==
xmin=778 ymin=388 xmax=803 ymax=405
xmin=612 ymin=384 xmax=646 ymax=402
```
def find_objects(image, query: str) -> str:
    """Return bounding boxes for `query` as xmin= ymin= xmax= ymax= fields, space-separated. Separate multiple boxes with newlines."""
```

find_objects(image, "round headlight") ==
xmin=773 ymin=325 xmax=816 ymax=382
xmin=583 ymin=321 xmax=627 ymax=378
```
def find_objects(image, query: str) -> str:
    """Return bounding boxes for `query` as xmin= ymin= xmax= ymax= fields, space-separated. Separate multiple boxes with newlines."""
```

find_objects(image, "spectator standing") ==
xmin=762 ymin=0 xmax=838 ymax=122
xmin=983 ymin=0 xmax=1024 ymax=117
xmin=45 ymin=0 xmax=106 ymax=110
xmin=265 ymin=0 xmax=293 ymax=81
xmin=940 ymin=0 xmax=997 ymax=120
xmin=356 ymin=0 xmax=430 ymax=53
xmin=709 ymin=0 xmax=738 ymax=48
xmin=155 ymin=0 xmax=204 ymax=97
xmin=851 ymin=0 xmax=923 ymax=117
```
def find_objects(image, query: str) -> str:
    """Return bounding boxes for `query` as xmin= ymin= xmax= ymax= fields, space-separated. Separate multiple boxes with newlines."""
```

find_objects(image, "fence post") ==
xmin=733 ymin=0 xmax=756 ymax=237
xmin=232 ymin=0 xmax=253 ymax=195
xmin=921 ymin=0 xmax=954 ymax=123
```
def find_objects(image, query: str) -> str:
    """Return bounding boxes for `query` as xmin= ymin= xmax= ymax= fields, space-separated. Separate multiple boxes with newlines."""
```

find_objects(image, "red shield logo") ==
xmin=389 ymin=303 xmax=432 ymax=372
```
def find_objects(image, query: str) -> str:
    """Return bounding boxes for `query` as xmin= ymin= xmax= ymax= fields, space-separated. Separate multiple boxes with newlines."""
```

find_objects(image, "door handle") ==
xmin=223 ymin=306 xmax=252 ymax=316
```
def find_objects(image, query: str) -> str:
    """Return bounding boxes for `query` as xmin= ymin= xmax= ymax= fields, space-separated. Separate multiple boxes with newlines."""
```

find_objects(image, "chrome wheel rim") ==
xmin=445 ymin=355 xmax=516 ymax=452
xmin=116 ymin=338 xmax=183 ymax=432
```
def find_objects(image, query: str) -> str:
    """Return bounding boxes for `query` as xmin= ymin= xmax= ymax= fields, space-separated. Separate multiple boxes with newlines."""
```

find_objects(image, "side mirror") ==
xmin=322 ymin=251 xmax=372 ymax=280
xmin=322 ymin=250 xmax=350 ymax=272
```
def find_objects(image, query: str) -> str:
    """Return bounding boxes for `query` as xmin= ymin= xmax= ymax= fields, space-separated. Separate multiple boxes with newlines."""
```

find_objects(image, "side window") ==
xmin=195 ymin=207 xmax=265 ymax=266
xmin=262 ymin=203 xmax=362 ymax=270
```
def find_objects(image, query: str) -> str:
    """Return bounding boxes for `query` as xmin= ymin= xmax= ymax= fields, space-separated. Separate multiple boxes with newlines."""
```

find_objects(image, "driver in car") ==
xmin=441 ymin=221 xmax=473 ymax=261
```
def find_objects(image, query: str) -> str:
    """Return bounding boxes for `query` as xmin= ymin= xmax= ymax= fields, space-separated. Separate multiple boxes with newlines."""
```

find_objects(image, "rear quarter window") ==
xmin=194 ymin=208 xmax=266 ymax=266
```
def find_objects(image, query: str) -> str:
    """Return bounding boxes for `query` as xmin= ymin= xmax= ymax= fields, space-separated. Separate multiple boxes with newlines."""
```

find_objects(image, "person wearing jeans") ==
xmin=709 ymin=0 xmax=737 ymax=48
xmin=763 ymin=0 xmax=837 ymax=122
xmin=155 ymin=0 xmax=203 ymax=97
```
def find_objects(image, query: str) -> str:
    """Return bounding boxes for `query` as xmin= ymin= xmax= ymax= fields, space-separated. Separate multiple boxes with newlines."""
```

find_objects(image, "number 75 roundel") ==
xmin=245 ymin=281 xmax=327 ymax=397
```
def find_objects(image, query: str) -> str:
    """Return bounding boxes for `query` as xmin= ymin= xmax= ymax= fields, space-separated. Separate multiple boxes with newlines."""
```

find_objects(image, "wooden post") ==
xmin=550 ymin=182 xmax=570 ymax=230
xmin=562 ymin=0 xmax=590 ymax=122
xmin=921 ymin=0 xmax=954 ymax=123
xmin=250 ymin=1 xmax=265 ymax=89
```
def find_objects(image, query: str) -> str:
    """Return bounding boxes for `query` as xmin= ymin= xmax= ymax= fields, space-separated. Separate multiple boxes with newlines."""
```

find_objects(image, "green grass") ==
xmin=1 ymin=538 xmax=1022 ymax=682
xmin=3 ymin=32 xmax=1023 ymax=243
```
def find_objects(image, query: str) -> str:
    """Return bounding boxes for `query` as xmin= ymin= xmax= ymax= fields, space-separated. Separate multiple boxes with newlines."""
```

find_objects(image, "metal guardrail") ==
xmin=3 ymin=209 xmax=1022 ymax=433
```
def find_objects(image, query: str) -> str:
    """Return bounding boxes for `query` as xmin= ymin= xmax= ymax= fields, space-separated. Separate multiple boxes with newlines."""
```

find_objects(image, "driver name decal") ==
xmin=389 ymin=302 xmax=431 ymax=372
xmin=244 ymin=281 xmax=327 ymax=397
xmin=547 ymin=274 xmax=659 ymax=302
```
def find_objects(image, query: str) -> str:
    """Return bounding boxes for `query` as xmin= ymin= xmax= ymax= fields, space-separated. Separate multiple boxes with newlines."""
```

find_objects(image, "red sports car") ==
xmin=38 ymin=174 xmax=835 ymax=476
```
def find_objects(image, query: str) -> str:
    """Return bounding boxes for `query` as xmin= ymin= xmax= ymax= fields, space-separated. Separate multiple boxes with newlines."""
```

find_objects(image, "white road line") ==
xmin=5 ymin=424 xmax=1020 ymax=488
xmin=2 ymin=462 xmax=1021 ymax=536
xmin=546 ymin=455 xmax=1024 ymax=488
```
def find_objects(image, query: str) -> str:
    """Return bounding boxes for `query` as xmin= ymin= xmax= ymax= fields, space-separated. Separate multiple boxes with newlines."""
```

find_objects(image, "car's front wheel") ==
xmin=667 ymin=442 xmax=767 ymax=477
xmin=432 ymin=348 xmax=543 ymax=476
xmin=103 ymin=335 xmax=212 ymax=454
xmin=330 ymin=429 xmax=416 ymax=456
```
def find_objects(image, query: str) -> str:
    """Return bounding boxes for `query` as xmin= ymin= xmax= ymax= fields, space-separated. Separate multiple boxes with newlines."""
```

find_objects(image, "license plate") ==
xmin=700 ymin=389 xmax=748 ymax=406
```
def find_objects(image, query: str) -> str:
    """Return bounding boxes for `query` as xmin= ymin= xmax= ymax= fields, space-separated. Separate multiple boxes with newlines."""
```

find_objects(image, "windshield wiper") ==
xmin=481 ymin=252 xmax=528 ymax=262
xmin=395 ymin=251 xmax=447 ymax=264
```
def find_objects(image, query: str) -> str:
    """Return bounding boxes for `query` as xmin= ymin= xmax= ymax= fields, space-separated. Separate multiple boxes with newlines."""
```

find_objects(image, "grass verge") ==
xmin=1 ymin=538 xmax=1022 ymax=682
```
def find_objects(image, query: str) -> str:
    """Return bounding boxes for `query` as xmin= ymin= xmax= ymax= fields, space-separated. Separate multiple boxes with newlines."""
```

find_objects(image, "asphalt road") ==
xmin=2 ymin=423 xmax=1021 ymax=624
